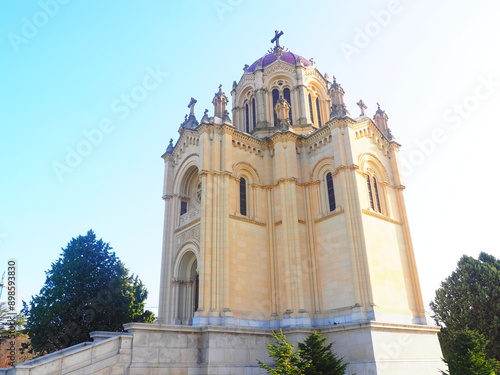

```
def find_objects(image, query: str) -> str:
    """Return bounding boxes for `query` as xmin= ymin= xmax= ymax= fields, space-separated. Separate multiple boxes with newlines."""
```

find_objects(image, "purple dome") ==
xmin=246 ymin=51 xmax=312 ymax=72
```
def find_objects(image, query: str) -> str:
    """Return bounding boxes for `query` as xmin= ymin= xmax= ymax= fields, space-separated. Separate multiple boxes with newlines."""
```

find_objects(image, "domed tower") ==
xmin=232 ymin=32 xmax=332 ymax=137
xmin=158 ymin=32 xmax=443 ymax=374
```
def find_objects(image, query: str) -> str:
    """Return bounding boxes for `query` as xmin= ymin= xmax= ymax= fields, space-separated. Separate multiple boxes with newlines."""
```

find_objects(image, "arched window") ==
xmin=245 ymin=103 xmax=250 ymax=133
xmin=326 ymin=172 xmax=336 ymax=211
xmin=240 ymin=177 xmax=247 ymax=216
xmin=373 ymin=177 xmax=381 ymax=213
xmin=316 ymin=97 xmax=322 ymax=127
xmin=272 ymin=89 xmax=280 ymax=125
xmin=180 ymin=201 xmax=188 ymax=215
xmin=179 ymin=167 xmax=200 ymax=218
xmin=367 ymin=176 xmax=375 ymax=211
xmin=251 ymin=97 xmax=256 ymax=128
xmin=283 ymin=88 xmax=293 ymax=123
xmin=308 ymin=93 xmax=314 ymax=124
xmin=367 ymin=174 xmax=382 ymax=213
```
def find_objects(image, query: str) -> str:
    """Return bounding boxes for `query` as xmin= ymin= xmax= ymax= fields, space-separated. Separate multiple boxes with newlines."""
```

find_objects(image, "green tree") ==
xmin=297 ymin=332 xmax=347 ymax=375
xmin=258 ymin=330 xmax=308 ymax=375
xmin=0 ymin=302 xmax=9 ymax=339
xmin=24 ymin=230 xmax=155 ymax=355
xmin=441 ymin=328 xmax=499 ymax=375
xmin=430 ymin=252 xmax=500 ymax=361
xmin=1 ymin=302 xmax=27 ymax=340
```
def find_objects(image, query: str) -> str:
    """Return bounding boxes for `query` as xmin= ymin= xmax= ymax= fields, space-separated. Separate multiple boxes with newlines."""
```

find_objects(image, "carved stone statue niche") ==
xmin=274 ymin=95 xmax=291 ymax=128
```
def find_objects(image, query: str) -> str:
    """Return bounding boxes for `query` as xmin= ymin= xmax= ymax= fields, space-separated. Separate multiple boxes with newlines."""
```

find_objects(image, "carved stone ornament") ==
xmin=176 ymin=224 xmax=201 ymax=249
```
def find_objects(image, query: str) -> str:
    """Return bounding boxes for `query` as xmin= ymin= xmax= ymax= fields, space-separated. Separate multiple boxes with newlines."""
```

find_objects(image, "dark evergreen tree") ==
xmin=298 ymin=332 xmax=347 ymax=375
xmin=430 ymin=252 xmax=500 ymax=361
xmin=258 ymin=330 xmax=308 ymax=375
xmin=24 ymin=230 xmax=155 ymax=355
xmin=258 ymin=331 xmax=349 ymax=375
xmin=440 ymin=329 xmax=499 ymax=375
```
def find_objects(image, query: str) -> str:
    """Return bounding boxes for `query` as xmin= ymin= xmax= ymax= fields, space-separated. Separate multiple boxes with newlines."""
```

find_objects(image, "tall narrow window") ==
xmin=373 ymin=177 xmax=381 ymax=213
xmin=239 ymin=178 xmax=247 ymax=216
xmin=180 ymin=200 xmax=188 ymax=215
xmin=308 ymin=93 xmax=315 ymax=124
xmin=326 ymin=173 xmax=336 ymax=212
xmin=272 ymin=89 xmax=280 ymax=125
xmin=196 ymin=182 xmax=202 ymax=203
xmin=194 ymin=272 xmax=199 ymax=314
xmin=251 ymin=97 xmax=256 ymax=128
xmin=316 ymin=97 xmax=322 ymax=127
xmin=367 ymin=176 xmax=374 ymax=210
xmin=245 ymin=103 xmax=250 ymax=133
xmin=283 ymin=88 xmax=293 ymax=124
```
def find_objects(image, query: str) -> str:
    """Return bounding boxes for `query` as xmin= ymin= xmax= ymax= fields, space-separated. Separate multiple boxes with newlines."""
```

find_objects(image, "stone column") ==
xmin=295 ymin=68 xmax=311 ymax=124
xmin=255 ymin=88 xmax=268 ymax=128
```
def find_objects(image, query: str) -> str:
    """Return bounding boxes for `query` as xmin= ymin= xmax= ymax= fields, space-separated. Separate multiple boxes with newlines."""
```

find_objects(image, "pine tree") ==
xmin=298 ymin=332 xmax=347 ymax=375
xmin=430 ymin=252 xmax=500 ymax=360
xmin=24 ymin=230 xmax=155 ymax=354
xmin=258 ymin=330 xmax=308 ymax=375
xmin=441 ymin=329 xmax=499 ymax=375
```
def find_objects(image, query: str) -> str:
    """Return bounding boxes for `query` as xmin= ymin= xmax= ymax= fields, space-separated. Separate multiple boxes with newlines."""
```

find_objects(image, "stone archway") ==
xmin=175 ymin=251 xmax=198 ymax=325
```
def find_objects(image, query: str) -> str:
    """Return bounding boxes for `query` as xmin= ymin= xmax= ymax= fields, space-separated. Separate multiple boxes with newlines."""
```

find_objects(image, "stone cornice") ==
xmin=229 ymin=214 xmax=266 ymax=227
xmin=297 ymin=180 xmax=321 ymax=188
xmin=269 ymin=131 xmax=302 ymax=144
xmin=174 ymin=217 xmax=201 ymax=233
xmin=314 ymin=209 xmax=345 ymax=224
xmin=200 ymin=170 xmax=232 ymax=178
xmin=352 ymin=118 xmax=394 ymax=156
xmin=335 ymin=164 xmax=359 ymax=174
xmin=277 ymin=177 xmax=299 ymax=184
xmin=325 ymin=116 xmax=357 ymax=129
xmin=362 ymin=209 xmax=402 ymax=225
xmin=300 ymin=124 xmax=332 ymax=145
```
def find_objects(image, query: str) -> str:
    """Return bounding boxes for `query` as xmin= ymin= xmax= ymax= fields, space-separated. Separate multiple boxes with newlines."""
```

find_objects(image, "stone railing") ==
xmin=0 ymin=332 xmax=132 ymax=375
xmin=179 ymin=207 xmax=200 ymax=227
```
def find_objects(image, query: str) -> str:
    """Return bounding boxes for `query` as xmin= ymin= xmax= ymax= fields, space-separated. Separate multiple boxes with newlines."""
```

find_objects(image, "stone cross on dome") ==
xmin=271 ymin=30 xmax=284 ymax=48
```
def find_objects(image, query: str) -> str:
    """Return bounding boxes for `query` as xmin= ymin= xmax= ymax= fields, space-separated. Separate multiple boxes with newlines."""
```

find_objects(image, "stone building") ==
xmin=1 ymin=32 xmax=444 ymax=375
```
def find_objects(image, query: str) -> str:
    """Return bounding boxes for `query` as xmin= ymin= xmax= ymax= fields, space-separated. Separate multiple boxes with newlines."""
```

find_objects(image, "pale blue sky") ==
xmin=1 ymin=0 xmax=499 ymax=314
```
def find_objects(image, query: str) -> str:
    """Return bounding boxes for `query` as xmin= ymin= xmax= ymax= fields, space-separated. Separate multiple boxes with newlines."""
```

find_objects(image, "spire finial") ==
xmin=213 ymin=85 xmax=228 ymax=119
xmin=166 ymin=138 xmax=174 ymax=153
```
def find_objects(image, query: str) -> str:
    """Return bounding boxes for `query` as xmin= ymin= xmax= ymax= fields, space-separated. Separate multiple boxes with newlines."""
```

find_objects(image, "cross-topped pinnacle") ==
xmin=188 ymin=97 xmax=197 ymax=116
xmin=375 ymin=102 xmax=386 ymax=115
xmin=271 ymin=30 xmax=284 ymax=48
